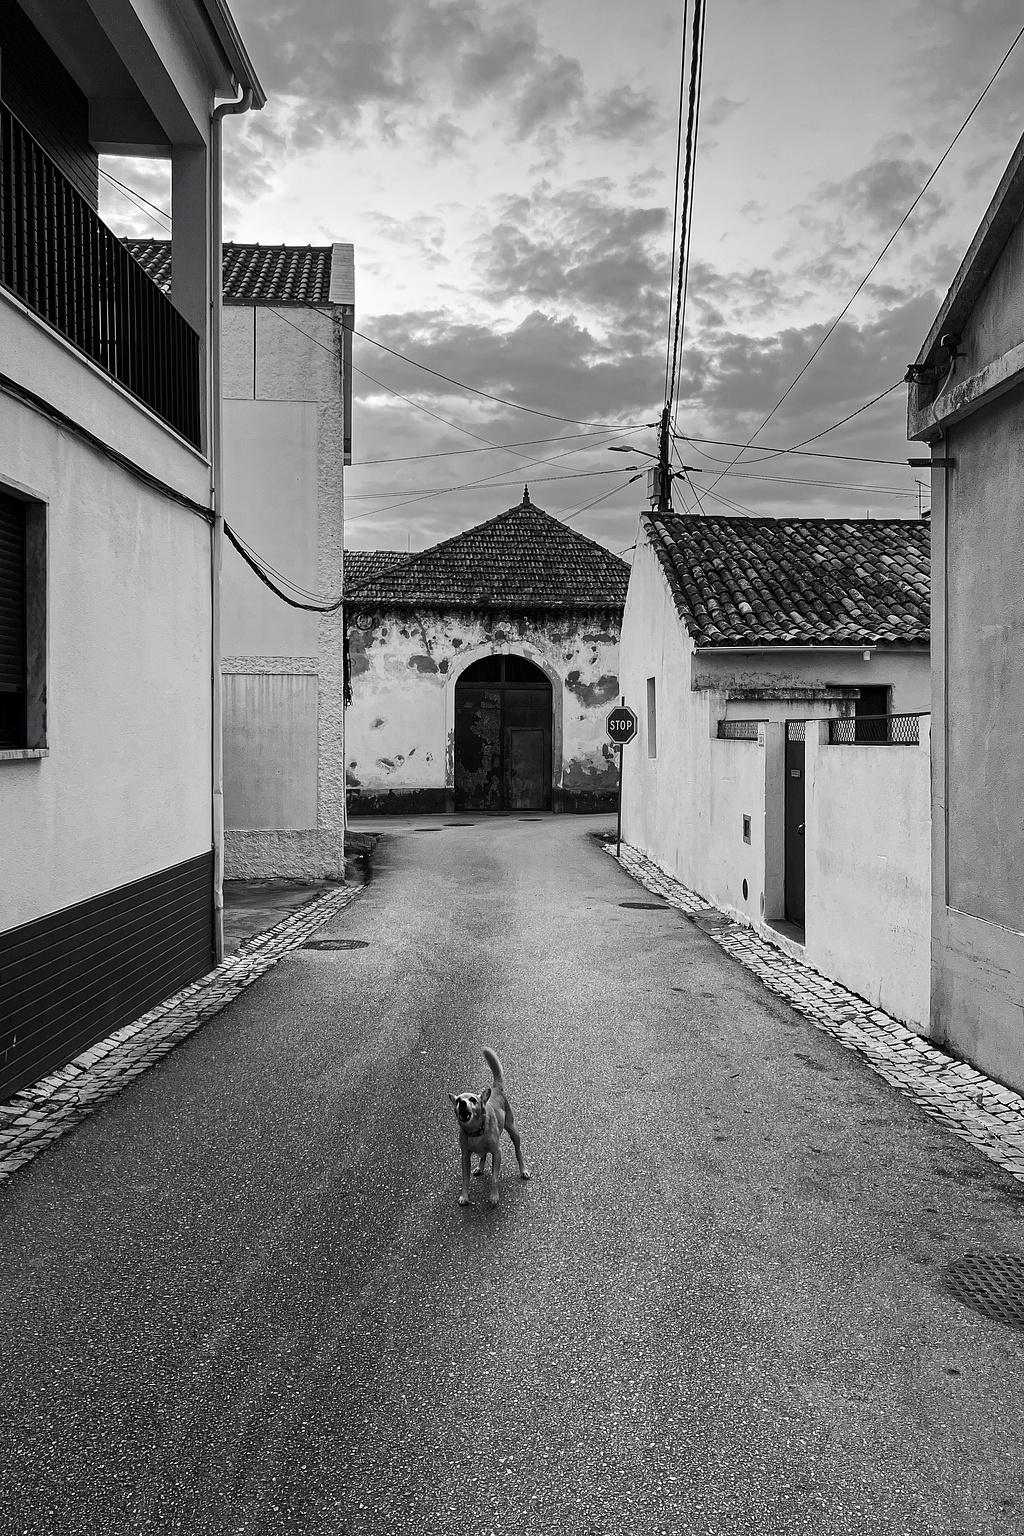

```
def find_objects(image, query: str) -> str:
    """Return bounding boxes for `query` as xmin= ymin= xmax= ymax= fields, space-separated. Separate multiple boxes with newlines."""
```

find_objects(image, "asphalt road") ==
xmin=2 ymin=816 xmax=1024 ymax=1536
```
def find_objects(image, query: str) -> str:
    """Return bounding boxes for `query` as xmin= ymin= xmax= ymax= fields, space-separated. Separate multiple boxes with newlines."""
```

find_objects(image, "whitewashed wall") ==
xmin=346 ymin=610 xmax=621 ymax=813
xmin=0 ymin=297 xmax=213 ymax=932
xmin=220 ymin=303 xmax=347 ymax=877
xmin=805 ymin=719 xmax=931 ymax=1027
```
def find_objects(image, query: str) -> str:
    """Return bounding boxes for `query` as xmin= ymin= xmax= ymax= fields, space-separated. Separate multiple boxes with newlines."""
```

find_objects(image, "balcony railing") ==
xmin=0 ymin=102 xmax=201 ymax=447
xmin=828 ymin=713 xmax=925 ymax=745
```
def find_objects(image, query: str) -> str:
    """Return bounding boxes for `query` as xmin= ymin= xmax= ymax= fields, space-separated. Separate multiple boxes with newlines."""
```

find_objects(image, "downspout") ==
xmin=210 ymin=86 xmax=252 ymax=962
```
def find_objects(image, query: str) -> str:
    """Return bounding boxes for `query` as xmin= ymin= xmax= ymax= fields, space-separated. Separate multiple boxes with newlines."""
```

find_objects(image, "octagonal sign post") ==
xmin=606 ymin=700 xmax=638 ymax=857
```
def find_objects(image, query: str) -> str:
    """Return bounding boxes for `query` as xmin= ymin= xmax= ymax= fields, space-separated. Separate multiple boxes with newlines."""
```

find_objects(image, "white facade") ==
xmin=0 ymin=0 xmax=262 ymax=1099
xmin=346 ymin=610 xmax=622 ymax=815
xmin=219 ymin=257 xmax=351 ymax=878
xmin=619 ymin=517 xmax=932 ymax=1027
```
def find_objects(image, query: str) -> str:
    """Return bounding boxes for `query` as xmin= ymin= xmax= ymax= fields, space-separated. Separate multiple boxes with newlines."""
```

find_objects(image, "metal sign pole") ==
xmin=616 ymin=694 xmax=624 ymax=858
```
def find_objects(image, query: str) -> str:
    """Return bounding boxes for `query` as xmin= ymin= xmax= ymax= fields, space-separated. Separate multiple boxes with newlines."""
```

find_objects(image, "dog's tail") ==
xmin=482 ymin=1047 xmax=504 ymax=1086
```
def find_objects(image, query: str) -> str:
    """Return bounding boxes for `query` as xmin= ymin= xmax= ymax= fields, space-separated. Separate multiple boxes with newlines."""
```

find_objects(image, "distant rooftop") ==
xmin=644 ymin=514 xmax=930 ymax=647
xmin=125 ymin=240 xmax=353 ymax=306
xmin=345 ymin=489 xmax=630 ymax=611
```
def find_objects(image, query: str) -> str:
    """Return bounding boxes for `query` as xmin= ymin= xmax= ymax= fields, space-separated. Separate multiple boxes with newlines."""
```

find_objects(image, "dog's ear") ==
xmin=480 ymin=1086 xmax=491 ymax=1106
xmin=448 ymin=1093 xmax=458 ymax=1106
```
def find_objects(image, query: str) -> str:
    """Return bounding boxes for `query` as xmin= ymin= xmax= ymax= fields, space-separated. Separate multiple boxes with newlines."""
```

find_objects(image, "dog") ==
xmin=448 ymin=1047 xmax=530 ymax=1207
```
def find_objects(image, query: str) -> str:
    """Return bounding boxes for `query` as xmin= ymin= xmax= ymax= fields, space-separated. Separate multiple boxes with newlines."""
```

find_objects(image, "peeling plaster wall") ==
xmin=346 ymin=609 xmax=621 ymax=813
xmin=220 ymin=304 xmax=347 ymax=878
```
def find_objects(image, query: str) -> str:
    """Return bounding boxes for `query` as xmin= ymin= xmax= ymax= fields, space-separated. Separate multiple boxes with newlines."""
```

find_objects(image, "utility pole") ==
xmin=657 ymin=405 xmax=672 ymax=514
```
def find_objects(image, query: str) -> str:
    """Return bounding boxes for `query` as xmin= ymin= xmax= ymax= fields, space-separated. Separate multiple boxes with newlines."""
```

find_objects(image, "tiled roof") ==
xmin=125 ymin=239 xmax=334 ymax=305
xmin=644 ymin=514 xmax=930 ymax=647
xmin=345 ymin=491 xmax=630 ymax=610
xmin=344 ymin=551 xmax=408 ymax=592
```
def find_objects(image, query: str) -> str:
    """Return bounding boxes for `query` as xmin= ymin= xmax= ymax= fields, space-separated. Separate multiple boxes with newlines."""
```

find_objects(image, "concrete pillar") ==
xmin=171 ymin=144 xmax=211 ymax=450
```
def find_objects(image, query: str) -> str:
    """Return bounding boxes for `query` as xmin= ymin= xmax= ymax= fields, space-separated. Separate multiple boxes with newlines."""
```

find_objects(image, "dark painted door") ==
xmin=455 ymin=656 xmax=552 ymax=812
xmin=508 ymin=728 xmax=545 ymax=809
xmin=784 ymin=727 xmax=805 ymax=926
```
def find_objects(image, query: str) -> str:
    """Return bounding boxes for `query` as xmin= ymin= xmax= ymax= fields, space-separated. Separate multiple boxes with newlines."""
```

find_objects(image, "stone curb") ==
xmin=605 ymin=841 xmax=1024 ymax=1183
xmin=0 ymin=884 xmax=364 ymax=1186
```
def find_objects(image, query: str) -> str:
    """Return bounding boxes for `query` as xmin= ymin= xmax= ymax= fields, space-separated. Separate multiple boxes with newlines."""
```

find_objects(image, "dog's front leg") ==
xmin=488 ymin=1142 xmax=502 ymax=1207
xmin=458 ymin=1144 xmax=472 ymax=1206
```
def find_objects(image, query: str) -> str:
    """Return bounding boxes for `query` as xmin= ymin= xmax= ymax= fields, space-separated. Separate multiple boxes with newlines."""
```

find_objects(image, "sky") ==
xmin=100 ymin=0 xmax=1024 ymax=559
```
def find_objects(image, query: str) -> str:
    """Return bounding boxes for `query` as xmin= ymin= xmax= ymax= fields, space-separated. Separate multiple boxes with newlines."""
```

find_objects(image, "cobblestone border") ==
xmin=606 ymin=841 xmax=1024 ymax=1183
xmin=0 ymin=884 xmax=363 ymax=1186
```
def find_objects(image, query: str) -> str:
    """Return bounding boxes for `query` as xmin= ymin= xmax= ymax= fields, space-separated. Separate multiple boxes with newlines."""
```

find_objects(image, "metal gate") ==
xmin=454 ymin=655 xmax=552 ymax=812
xmin=784 ymin=720 xmax=806 ymax=926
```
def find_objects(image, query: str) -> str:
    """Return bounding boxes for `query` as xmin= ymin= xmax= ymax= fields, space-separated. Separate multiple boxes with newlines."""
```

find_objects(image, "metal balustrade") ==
xmin=0 ymin=103 xmax=201 ymax=447
xmin=828 ymin=713 xmax=924 ymax=745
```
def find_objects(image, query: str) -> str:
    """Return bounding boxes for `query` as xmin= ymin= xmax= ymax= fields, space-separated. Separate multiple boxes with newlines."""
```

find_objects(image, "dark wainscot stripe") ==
xmin=0 ymin=851 xmax=214 ymax=1102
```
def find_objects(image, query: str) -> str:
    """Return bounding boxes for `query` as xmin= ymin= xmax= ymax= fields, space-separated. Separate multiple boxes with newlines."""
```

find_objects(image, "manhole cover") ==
xmin=301 ymin=939 xmax=369 ymax=951
xmin=944 ymin=1253 xmax=1024 ymax=1329
xmin=619 ymin=901 xmax=670 ymax=910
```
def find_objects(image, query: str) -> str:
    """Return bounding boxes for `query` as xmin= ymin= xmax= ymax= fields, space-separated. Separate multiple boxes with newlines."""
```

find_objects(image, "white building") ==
xmin=618 ymin=512 xmax=932 ymax=1026
xmin=908 ymin=128 xmax=1024 ymax=1091
xmin=0 ymin=0 xmax=263 ymax=1099
xmin=129 ymin=240 xmax=354 ymax=880
xmin=345 ymin=492 xmax=628 ymax=815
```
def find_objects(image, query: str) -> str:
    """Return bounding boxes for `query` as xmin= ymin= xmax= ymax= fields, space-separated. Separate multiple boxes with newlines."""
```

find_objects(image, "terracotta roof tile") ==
xmin=644 ymin=514 xmax=930 ymax=647
xmin=344 ymin=551 xmax=408 ymax=590
xmin=345 ymin=491 xmax=629 ymax=610
xmin=125 ymin=239 xmax=335 ymax=305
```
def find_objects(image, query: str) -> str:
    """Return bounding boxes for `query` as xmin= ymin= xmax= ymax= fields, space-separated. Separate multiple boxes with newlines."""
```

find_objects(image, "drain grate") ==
xmin=301 ymin=939 xmax=369 ymax=951
xmin=413 ymin=828 xmax=442 ymax=833
xmin=944 ymin=1253 xmax=1024 ymax=1330
xmin=619 ymin=901 xmax=670 ymax=910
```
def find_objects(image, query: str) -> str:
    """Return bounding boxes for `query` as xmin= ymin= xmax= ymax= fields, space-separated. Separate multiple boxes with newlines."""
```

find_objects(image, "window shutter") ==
xmin=0 ymin=494 xmax=26 ymax=748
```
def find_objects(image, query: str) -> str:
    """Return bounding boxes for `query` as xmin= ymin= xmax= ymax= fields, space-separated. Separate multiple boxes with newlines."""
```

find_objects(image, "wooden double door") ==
xmin=454 ymin=655 xmax=552 ymax=812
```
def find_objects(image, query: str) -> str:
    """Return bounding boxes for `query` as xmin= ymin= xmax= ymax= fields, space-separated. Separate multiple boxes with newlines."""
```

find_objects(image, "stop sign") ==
xmin=606 ymin=704 xmax=638 ymax=745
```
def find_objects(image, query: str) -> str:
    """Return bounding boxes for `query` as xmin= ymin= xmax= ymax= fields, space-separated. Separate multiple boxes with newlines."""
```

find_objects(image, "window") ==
xmin=0 ymin=491 xmax=45 ymax=753
xmin=646 ymin=676 xmax=657 ymax=758
xmin=855 ymin=684 xmax=890 ymax=743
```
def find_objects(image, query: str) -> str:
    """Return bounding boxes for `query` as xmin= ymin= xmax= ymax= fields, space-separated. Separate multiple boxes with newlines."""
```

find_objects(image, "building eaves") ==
xmin=198 ymin=0 xmax=267 ymax=107
xmin=913 ymin=128 xmax=1024 ymax=373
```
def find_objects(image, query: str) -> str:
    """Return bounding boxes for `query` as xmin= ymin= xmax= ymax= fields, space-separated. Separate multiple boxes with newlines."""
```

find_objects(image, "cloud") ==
xmin=480 ymin=182 xmax=670 ymax=331
xmin=815 ymin=154 xmax=946 ymax=238
xmin=702 ymin=95 xmax=742 ymax=130
xmin=583 ymin=83 xmax=663 ymax=142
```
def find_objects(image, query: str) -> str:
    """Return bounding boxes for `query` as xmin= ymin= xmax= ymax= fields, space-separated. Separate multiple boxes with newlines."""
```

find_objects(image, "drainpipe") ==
xmin=210 ymin=86 xmax=253 ymax=963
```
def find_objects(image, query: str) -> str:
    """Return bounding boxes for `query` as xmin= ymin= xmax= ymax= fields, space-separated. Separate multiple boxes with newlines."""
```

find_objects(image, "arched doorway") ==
xmin=454 ymin=655 xmax=553 ymax=812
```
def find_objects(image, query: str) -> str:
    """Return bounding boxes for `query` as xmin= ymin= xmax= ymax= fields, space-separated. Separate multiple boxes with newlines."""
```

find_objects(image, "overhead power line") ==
xmin=99 ymin=167 xmax=171 ymax=230
xmin=705 ymin=20 xmax=1024 ymax=492
xmin=224 ymin=523 xmax=343 ymax=611
xmin=349 ymin=323 xmax=654 ymax=431
xmin=674 ymin=428 xmax=909 ymax=466
xmin=666 ymin=0 xmax=707 ymax=423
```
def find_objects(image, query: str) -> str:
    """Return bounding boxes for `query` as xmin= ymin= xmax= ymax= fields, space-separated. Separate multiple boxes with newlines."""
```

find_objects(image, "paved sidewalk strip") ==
xmin=0 ymin=884 xmax=363 ymax=1186
xmin=606 ymin=841 xmax=1024 ymax=1184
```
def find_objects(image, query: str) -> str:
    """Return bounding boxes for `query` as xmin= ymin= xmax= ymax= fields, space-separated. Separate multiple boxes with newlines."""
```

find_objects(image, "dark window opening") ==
xmin=855 ymin=684 xmax=891 ymax=742
xmin=460 ymin=655 xmax=548 ymax=686
xmin=0 ymin=489 xmax=45 ymax=752
xmin=0 ymin=494 xmax=26 ymax=749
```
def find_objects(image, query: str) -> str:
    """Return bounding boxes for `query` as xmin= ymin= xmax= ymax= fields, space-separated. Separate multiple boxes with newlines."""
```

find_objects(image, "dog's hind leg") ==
xmin=504 ymin=1106 xmax=531 ymax=1181
xmin=488 ymin=1143 xmax=502 ymax=1207
xmin=473 ymin=1153 xmax=490 ymax=1177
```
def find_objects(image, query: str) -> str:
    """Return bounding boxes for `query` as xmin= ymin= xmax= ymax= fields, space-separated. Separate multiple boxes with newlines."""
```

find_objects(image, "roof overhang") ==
xmin=908 ymin=128 xmax=1024 ymax=439
xmin=198 ymin=0 xmax=266 ymax=108
xmin=692 ymin=643 xmax=930 ymax=654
